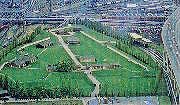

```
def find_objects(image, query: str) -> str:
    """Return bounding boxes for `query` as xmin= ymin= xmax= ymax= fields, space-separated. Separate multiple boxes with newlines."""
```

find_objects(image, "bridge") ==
xmin=161 ymin=7 xmax=179 ymax=105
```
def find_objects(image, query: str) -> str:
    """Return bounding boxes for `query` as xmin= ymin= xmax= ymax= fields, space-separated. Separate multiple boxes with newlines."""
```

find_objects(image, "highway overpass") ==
xmin=161 ymin=7 xmax=179 ymax=105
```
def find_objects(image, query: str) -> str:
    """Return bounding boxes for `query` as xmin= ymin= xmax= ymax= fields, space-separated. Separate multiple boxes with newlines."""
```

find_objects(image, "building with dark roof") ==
xmin=78 ymin=56 xmax=96 ymax=63
xmin=66 ymin=36 xmax=80 ymax=44
xmin=73 ymin=27 xmax=82 ymax=32
xmin=36 ymin=39 xmax=53 ymax=48
xmin=0 ymin=89 xmax=8 ymax=98
xmin=46 ymin=64 xmax=57 ymax=72
xmin=90 ymin=63 xmax=121 ymax=70
xmin=8 ymin=54 xmax=37 ymax=68
xmin=55 ymin=30 xmax=70 ymax=35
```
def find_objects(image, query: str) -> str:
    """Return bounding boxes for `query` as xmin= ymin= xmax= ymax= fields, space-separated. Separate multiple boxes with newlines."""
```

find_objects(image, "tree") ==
xmin=2 ymin=75 xmax=8 ymax=90
xmin=14 ymin=81 xmax=20 ymax=99
xmin=56 ymin=59 xmax=76 ymax=72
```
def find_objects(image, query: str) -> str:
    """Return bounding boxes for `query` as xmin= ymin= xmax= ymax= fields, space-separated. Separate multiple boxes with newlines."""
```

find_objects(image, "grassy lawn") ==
xmin=70 ymin=32 xmax=151 ymax=71
xmin=93 ymin=69 xmax=159 ymax=96
xmin=0 ymin=25 xmax=169 ymax=100
xmin=68 ymin=31 xmax=165 ymax=96
xmin=0 ymin=28 xmax=58 ymax=64
xmin=0 ymin=30 xmax=94 ymax=97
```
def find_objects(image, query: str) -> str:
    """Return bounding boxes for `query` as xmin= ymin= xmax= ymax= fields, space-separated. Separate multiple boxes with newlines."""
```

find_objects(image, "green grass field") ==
xmin=69 ymin=32 xmax=153 ymax=72
xmin=67 ymin=26 xmax=167 ymax=97
xmin=0 ymin=25 xmax=169 ymax=102
xmin=93 ymin=69 xmax=162 ymax=96
xmin=0 ymin=29 xmax=93 ymax=97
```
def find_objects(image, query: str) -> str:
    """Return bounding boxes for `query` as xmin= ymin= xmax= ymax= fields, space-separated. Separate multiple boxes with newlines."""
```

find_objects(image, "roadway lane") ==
xmin=161 ymin=7 xmax=180 ymax=88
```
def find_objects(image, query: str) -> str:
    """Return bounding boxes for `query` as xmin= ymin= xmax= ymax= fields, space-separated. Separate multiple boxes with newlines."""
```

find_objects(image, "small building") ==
xmin=78 ymin=56 xmax=96 ymax=63
xmin=46 ymin=65 xmax=57 ymax=72
xmin=36 ymin=39 xmax=53 ymax=48
xmin=90 ymin=63 xmax=121 ymax=70
xmin=129 ymin=33 xmax=152 ymax=47
xmin=141 ymin=38 xmax=152 ymax=47
xmin=66 ymin=36 xmax=80 ymax=44
xmin=8 ymin=54 xmax=37 ymax=68
xmin=0 ymin=90 xmax=8 ymax=97
xmin=55 ymin=30 xmax=70 ymax=35
xmin=73 ymin=27 xmax=82 ymax=32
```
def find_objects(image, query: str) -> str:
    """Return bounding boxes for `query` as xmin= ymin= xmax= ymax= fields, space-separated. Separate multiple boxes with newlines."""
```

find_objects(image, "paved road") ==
xmin=143 ymin=48 xmax=163 ymax=64
xmin=81 ymin=31 xmax=147 ymax=69
xmin=17 ymin=37 xmax=50 ymax=51
xmin=161 ymin=7 xmax=180 ymax=86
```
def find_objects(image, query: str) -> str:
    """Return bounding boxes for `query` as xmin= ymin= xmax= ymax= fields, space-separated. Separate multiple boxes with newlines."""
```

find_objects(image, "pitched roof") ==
xmin=130 ymin=33 xmax=142 ymax=39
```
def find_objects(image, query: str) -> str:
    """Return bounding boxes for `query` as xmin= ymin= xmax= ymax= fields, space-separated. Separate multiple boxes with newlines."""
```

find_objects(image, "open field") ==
xmin=0 ymin=25 xmax=169 ymax=103
xmin=67 ymin=26 xmax=167 ymax=96
xmin=69 ymin=32 xmax=153 ymax=71
xmin=0 ymin=29 xmax=94 ymax=97
xmin=75 ymin=25 xmax=161 ymax=69
xmin=92 ymin=69 xmax=167 ymax=96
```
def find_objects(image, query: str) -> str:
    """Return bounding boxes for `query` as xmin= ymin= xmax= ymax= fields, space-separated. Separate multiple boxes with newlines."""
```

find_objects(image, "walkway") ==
xmin=17 ymin=37 xmax=50 ymax=51
xmin=37 ymin=48 xmax=47 ymax=56
xmin=50 ymin=31 xmax=82 ymax=67
xmin=0 ymin=61 xmax=16 ymax=83
xmin=50 ymin=29 xmax=100 ymax=104
xmin=0 ymin=62 xmax=8 ymax=71
xmin=85 ymin=70 xmax=100 ymax=97
xmin=80 ymin=31 xmax=147 ymax=69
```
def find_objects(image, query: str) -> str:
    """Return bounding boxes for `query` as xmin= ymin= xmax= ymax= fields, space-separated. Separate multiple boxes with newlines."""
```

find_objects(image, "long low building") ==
xmin=129 ymin=33 xmax=152 ymax=47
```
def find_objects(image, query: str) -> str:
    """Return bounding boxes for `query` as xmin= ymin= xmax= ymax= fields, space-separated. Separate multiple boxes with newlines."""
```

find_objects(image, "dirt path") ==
xmin=80 ymin=31 xmax=147 ymax=69
xmin=17 ymin=37 xmax=50 ymax=51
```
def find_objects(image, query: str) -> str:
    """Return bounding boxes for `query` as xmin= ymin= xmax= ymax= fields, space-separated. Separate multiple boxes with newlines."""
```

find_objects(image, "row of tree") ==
xmin=69 ymin=18 xmax=129 ymax=40
xmin=49 ymin=59 xmax=76 ymax=72
xmin=56 ymin=59 xmax=76 ymax=72
xmin=0 ymin=26 xmax=41 ymax=61
xmin=0 ymin=74 xmax=91 ymax=99
xmin=68 ymin=18 xmax=164 ymax=97
xmin=0 ymin=73 xmax=167 ymax=99
xmin=98 ymin=76 xmax=167 ymax=97
xmin=115 ymin=40 xmax=159 ymax=69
